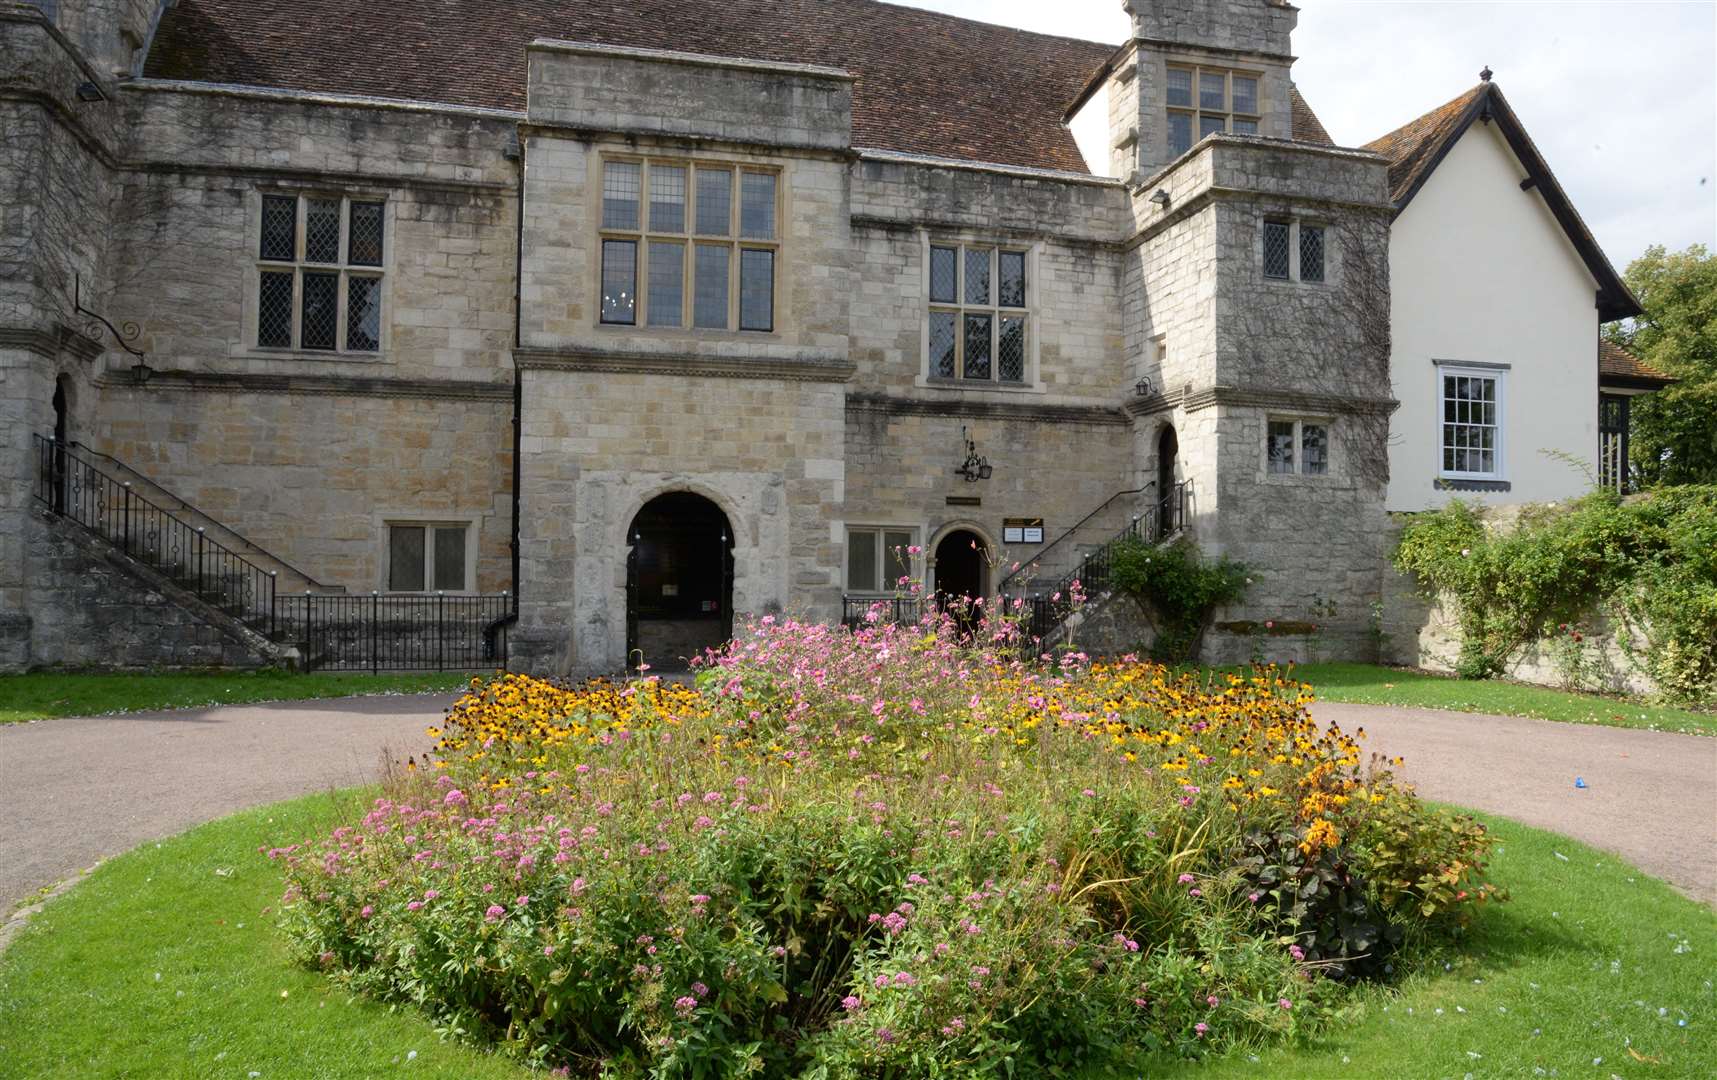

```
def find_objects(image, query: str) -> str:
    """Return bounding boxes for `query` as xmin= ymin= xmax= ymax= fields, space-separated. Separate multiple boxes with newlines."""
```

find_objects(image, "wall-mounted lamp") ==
xmin=130 ymin=361 xmax=153 ymax=386
xmin=1134 ymin=376 xmax=1156 ymax=397
xmin=75 ymin=81 xmax=106 ymax=103
xmin=1149 ymin=189 xmax=1171 ymax=208
xmin=954 ymin=425 xmax=992 ymax=483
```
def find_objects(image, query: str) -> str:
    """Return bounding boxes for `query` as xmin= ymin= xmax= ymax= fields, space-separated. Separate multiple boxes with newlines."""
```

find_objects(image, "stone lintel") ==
xmin=1126 ymin=385 xmax=1398 ymax=417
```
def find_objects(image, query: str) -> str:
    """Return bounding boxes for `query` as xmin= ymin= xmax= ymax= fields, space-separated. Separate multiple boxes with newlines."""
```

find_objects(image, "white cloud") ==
xmin=906 ymin=0 xmax=1716 ymax=270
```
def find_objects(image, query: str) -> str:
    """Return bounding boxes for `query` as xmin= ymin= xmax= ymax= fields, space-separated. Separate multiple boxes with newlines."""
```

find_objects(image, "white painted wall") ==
xmin=1069 ymin=82 xmax=1114 ymax=178
xmin=1386 ymin=121 xmax=1601 ymax=511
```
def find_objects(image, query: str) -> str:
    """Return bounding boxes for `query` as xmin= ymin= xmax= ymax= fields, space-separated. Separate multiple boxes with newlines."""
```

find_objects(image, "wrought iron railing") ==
xmin=840 ymin=596 xmax=927 ymax=629
xmin=274 ymin=592 xmax=511 ymax=672
xmin=34 ymin=433 xmax=280 ymax=637
xmin=997 ymin=484 xmax=1152 ymax=596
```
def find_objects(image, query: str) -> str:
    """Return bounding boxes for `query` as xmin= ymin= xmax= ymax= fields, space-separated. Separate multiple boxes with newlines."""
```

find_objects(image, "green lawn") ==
xmin=0 ymin=669 xmax=478 ymax=724
xmin=1 ymin=793 xmax=1710 ymax=1079
xmin=1254 ymin=662 xmax=1717 ymax=737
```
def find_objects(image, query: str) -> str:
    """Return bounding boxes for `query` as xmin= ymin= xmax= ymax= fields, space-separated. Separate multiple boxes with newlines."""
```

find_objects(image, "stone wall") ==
xmin=19 ymin=506 xmax=289 ymax=670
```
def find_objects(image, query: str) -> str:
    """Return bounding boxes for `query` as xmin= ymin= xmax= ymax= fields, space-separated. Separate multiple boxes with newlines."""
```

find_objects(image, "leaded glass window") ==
xmin=1165 ymin=64 xmax=1262 ymax=156
xmin=1267 ymin=418 xmax=1333 ymax=477
xmin=1299 ymin=225 xmax=1325 ymax=283
xmin=599 ymin=157 xmax=778 ymax=331
xmin=926 ymin=243 xmax=1029 ymax=385
xmin=1267 ymin=420 xmax=1296 ymax=473
xmin=1302 ymin=423 xmax=1328 ymax=475
xmin=1263 ymin=221 xmax=1291 ymax=280
xmin=387 ymin=522 xmax=470 ymax=593
xmin=255 ymin=193 xmax=386 ymax=352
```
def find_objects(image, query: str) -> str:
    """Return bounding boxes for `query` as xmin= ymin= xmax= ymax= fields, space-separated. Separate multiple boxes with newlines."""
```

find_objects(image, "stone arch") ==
xmin=624 ymin=490 xmax=734 ymax=673
xmin=926 ymin=519 xmax=996 ymax=599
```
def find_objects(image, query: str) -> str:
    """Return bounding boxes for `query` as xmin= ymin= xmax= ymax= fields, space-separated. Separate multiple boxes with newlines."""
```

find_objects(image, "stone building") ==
xmin=0 ymin=0 xmax=1647 ymax=674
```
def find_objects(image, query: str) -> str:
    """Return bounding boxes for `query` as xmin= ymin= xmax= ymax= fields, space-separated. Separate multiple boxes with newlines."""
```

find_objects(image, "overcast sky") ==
xmin=910 ymin=0 xmax=1716 ymax=273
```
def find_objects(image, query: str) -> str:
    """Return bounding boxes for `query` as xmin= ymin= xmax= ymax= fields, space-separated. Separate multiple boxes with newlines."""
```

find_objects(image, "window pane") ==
xmin=964 ymin=247 xmax=991 ymax=305
xmin=998 ymin=250 xmax=1026 ymax=307
xmin=433 ymin=526 xmax=466 ymax=591
xmin=300 ymin=271 xmax=338 ymax=349
xmin=695 ymin=168 xmax=732 ymax=235
xmin=1200 ymin=72 xmax=1225 ymax=110
xmin=929 ymin=310 xmax=956 ymax=378
xmin=1232 ymin=76 xmax=1258 ymax=114
xmin=847 ymin=530 xmax=878 ymax=593
xmin=649 ymin=165 xmax=686 ymax=233
xmin=929 ymin=245 xmax=958 ymax=303
xmin=304 ymin=198 xmax=341 ymax=264
xmin=739 ymin=172 xmax=776 ymax=239
xmin=884 ymin=531 xmax=913 ymax=589
xmin=258 ymin=271 xmax=294 ymax=347
xmin=739 ymin=249 xmax=773 ymax=331
xmin=348 ymin=201 xmax=384 ymax=266
xmin=647 ymin=241 xmax=684 ymax=327
xmin=389 ymin=526 xmax=425 ymax=592
xmin=1302 ymin=424 xmax=1328 ymax=475
xmin=963 ymin=313 xmax=992 ymax=380
xmin=1167 ymin=112 xmax=1193 ymax=157
xmin=693 ymin=243 xmax=729 ymax=328
xmin=1166 ymin=68 xmax=1192 ymax=108
xmin=346 ymin=276 xmax=381 ymax=351
xmin=1262 ymin=221 xmax=1290 ymax=279
xmin=1232 ymin=118 xmax=1258 ymax=135
xmin=1267 ymin=420 xmax=1295 ymax=473
xmin=600 ymin=240 xmax=637 ymax=324
xmin=1300 ymin=225 xmax=1325 ymax=283
xmin=1199 ymin=114 xmax=1226 ymax=139
xmin=998 ymin=316 xmax=1025 ymax=383
xmin=602 ymin=161 xmax=640 ymax=230
xmin=261 ymin=195 xmax=296 ymax=261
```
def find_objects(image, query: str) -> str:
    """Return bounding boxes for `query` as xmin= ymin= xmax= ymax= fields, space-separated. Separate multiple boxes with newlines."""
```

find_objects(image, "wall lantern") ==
xmin=954 ymin=425 xmax=992 ymax=483
xmin=1134 ymin=375 xmax=1156 ymax=397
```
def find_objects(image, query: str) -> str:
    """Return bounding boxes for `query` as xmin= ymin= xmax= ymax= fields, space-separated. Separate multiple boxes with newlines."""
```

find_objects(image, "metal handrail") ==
xmin=997 ymin=484 xmax=1153 ymax=594
xmin=33 ymin=434 xmax=280 ymax=638
xmin=62 ymin=439 xmax=338 ymax=591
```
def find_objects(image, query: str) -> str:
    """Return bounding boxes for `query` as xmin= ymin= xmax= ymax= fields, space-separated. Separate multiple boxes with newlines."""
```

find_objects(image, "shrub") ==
xmin=1109 ymin=537 xmax=1250 ymax=661
xmin=272 ymin=611 xmax=1498 ymax=1077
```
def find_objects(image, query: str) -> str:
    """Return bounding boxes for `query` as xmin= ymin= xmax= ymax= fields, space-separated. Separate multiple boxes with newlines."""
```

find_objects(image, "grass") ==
xmin=1 ymin=794 xmax=1710 ymax=1079
xmin=0 ymin=669 xmax=478 ymax=725
xmin=1229 ymin=662 xmax=1717 ymax=737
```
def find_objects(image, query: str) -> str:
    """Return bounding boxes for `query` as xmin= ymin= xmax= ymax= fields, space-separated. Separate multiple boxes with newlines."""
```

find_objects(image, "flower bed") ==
xmin=271 ymin=609 xmax=1500 ymax=1077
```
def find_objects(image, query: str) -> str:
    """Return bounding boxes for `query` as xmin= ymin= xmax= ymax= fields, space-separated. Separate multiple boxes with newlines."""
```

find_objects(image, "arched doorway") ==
xmin=625 ymin=492 xmax=734 ymax=672
xmin=50 ymin=376 xmax=70 ymax=514
xmin=1155 ymin=424 xmax=1178 ymax=540
xmin=933 ymin=529 xmax=988 ymax=629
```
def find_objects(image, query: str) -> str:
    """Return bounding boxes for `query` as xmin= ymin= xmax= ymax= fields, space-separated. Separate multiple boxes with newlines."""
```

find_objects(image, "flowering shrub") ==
xmin=273 ymin=607 xmax=1499 ymax=1076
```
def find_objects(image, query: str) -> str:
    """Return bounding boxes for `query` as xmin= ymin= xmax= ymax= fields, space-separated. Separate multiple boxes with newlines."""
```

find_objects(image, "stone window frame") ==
xmin=377 ymin=514 xmax=480 ymax=595
xmin=844 ymin=525 xmax=920 ymax=597
xmin=918 ymin=232 xmax=1041 ymax=392
xmin=1435 ymin=361 xmax=1508 ymax=482
xmin=248 ymin=188 xmax=391 ymax=359
xmin=1165 ymin=63 xmax=1263 ymax=158
xmin=595 ymin=154 xmax=781 ymax=334
xmin=1263 ymin=415 xmax=1335 ymax=481
xmin=1259 ymin=216 xmax=1328 ymax=286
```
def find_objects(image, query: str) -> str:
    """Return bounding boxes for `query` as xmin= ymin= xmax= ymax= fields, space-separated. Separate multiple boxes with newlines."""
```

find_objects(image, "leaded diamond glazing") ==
xmin=300 ymin=271 xmax=338 ymax=349
xmin=929 ymin=246 xmax=957 ymax=303
xmin=260 ymin=195 xmax=295 ymax=261
xmin=739 ymin=249 xmax=773 ymax=331
xmin=963 ymin=314 xmax=991 ymax=380
xmin=1263 ymin=221 xmax=1290 ymax=279
xmin=304 ymin=198 xmax=340 ymax=264
xmin=346 ymin=276 xmax=381 ymax=351
xmin=1299 ymin=225 xmax=1325 ymax=283
xmin=348 ymin=201 xmax=384 ymax=266
xmin=998 ymin=316 xmax=1025 ymax=383
xmin=693 ymin=243 xmax=728 ymax=328
xmin=964 ymin=248 xmax=990 ymax=305
xmin=602 ymin=162 xmax=640 ymax=230
xmin=258 ymin=271 xmax=293 ymax=347
xmin=998 ymin=251 xmax=1025 ymax=307
xmin=929 ymin=311 xmax=956 ymax=378
xmin=600 ymin=240 xmax=636 ymax=325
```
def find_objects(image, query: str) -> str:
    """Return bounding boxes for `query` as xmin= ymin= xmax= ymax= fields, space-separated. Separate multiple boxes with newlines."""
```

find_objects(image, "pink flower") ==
xmin=1278 ymin=998 xmax=1293 ymax=1011
xmin=1195 ymin=1022 xmax=1210 ymax=1037
xmin=1177 ymin=874 xmax=1195 ymax=885
xmin=570 ymin=877 xmax=587 ymax=895
xmin=841 ymin=995 xmax=861 ymax=1011
xmin=1289 ymin=944 xmax=1305 ymax=961
xmin=423 ymin=889 xmax=440 ymax=901
xmin=690 ymin=981 xmax=709 ymax=998
xmin=674 ymin=995 xmax=698 ymax=1017
xmin=360 ymin=905 xmax=374 ymax=919
xmin=443 ymin=789 xmax=466 ymax=806
xmin=543 ymin=945 xmax=556 ymax=957
xmin=515 ymin=895 xmax=530 ymax=907
xmin=485 ymin=904 xmax=505 ymax=921
xmin=1206 ymin=995 xmax=1219 ymax=1007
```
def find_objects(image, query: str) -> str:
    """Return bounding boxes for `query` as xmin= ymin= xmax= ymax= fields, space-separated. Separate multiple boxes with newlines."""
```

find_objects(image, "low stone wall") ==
xmin=13 ymin=508 xmax=290 ymax=671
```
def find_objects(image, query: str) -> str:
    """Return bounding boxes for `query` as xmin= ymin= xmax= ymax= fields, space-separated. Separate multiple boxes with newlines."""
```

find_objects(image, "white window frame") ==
xmin=1264 ymin=416 xmax=1334 ymax=477
xmin=921 ymin=237 xmax=1035 ymax=388
xmin=1165 ymin=63 xmax=1262 ymax=157
xmin=381 ymin=519 xmax=477 ymax=595
xmin=596 ymin=155 xmax=780 ymax=333
xmin=253 ymin=191 xmax=389 ymax=355
xmin=844 ymin=526 xmax=919 ymax=596
xmin=1437 ymin=364 xmax=1506 ymax=481
xmin=1261 ymin=218 xmax=1327 ymax=285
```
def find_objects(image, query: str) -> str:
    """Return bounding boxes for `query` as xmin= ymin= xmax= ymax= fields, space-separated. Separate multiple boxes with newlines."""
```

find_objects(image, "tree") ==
xmin=1605 ymin=244 xmax=1717 ymax=487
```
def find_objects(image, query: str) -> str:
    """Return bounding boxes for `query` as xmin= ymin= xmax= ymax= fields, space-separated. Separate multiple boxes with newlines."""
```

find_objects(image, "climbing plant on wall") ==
xmin=1110 ymin=536 xmax=1249 ymax=662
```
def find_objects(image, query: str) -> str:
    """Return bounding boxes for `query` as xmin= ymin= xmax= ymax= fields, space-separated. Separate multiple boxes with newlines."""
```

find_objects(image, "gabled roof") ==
xmin=142 ymin=0 xmax=1116 ymax=174
xmin=1290 ymin=85 xmax=1334 ymax=145
xmin=1364 ymin=81 xmax=1641 ymax=322
xmin=1599 ymin=340 xmax=1676 ymax=389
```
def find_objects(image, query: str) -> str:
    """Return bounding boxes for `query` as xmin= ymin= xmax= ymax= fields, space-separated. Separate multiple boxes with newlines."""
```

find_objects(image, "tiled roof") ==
xmin=1599 ymin=340 xmax=1676 ymax=387
xmin=1289 ymin=85 xmax=1334 ymax=146
xmin=143 ymin=0 xmax=1118 ymax=174
xmin=1364 ymin=81 xmax=1641 ymax=322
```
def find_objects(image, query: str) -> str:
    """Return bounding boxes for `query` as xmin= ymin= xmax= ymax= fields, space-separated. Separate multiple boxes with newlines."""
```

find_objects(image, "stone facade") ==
xmin=2 ymin=0 xmax=1406 ymax=677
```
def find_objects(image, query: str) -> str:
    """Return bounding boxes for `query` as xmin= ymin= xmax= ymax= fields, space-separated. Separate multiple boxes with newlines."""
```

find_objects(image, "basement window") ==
xmin=387 ymin=522 xmax=470 ymax=593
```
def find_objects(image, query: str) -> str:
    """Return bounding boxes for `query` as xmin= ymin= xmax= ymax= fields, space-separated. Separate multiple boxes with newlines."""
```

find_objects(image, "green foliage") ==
xmin=1392 ymin=489 xmax=1717 ymax=703
xmin=1110 ymin=537 xmax=1250 ymax=662
xmin=1606 ymin=243 xmax=1717 ymax=487
xmin=1235 ymin=827 xmax=1403 ymax=982
xmin=0 ymin=669 xmax=475 ymax=724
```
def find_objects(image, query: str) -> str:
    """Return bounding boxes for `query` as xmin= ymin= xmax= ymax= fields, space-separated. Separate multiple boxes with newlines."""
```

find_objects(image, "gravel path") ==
xmin=1 ymin=695 xmax=1711 ymax=915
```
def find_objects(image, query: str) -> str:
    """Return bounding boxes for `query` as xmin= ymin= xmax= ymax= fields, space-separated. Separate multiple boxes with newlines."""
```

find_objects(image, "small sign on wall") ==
xmin=1003 ymin=517 xmax=1045 ymax=544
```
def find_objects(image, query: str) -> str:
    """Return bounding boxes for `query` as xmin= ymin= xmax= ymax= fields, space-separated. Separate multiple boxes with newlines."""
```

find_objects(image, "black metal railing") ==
xmin=840 ymin=595 xmax=927 ymax=629
xmin=997 ymin=484 xmax=1152 ymax=596
xmin=1016 ymin=481 xmax=1186 ymax=648
xmin=274 ymin=592 xmax=511 ymax=672
xmin=34 ymin=433 xmax=280 ymax=637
